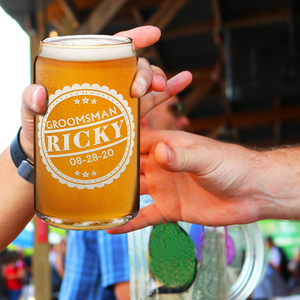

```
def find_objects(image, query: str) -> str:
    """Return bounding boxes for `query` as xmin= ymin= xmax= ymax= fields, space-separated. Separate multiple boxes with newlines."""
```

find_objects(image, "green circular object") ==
xmin=149 ymin=222 xmax=197 ymax=290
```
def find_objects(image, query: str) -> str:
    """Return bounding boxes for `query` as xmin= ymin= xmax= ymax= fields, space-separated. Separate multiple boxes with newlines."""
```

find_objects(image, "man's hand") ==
xmin=107 ymin=130 xmax=300 ymax=234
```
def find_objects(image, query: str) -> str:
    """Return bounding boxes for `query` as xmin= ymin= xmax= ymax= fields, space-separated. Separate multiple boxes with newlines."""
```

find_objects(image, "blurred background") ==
xmin=1 ymin=0 xmax=300 ymax=299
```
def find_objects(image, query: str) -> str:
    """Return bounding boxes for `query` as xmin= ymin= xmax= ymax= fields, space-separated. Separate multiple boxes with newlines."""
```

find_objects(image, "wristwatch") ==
xmin=10 ymin=127 xmax=34 ymax=184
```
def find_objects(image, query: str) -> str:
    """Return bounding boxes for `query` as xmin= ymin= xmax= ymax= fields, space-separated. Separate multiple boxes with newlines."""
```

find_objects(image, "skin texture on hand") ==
xmin=107 ymin=130 xmax=300 ymax=234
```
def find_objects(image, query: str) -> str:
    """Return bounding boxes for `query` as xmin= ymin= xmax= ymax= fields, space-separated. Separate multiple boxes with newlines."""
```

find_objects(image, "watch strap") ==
xmin=10 ymin=127 xmax=34 ymax=184
xmin=10 ymin=127 xmax=28 ymax=168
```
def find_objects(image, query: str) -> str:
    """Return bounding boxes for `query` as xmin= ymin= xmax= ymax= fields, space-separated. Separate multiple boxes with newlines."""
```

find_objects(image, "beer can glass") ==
xmin=34 ymin=35 xmax=139 ymax=230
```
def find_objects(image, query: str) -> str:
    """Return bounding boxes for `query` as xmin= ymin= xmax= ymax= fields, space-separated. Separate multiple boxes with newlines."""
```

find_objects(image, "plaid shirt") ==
xmin=59 ymin=230 xmax=129 ymax=300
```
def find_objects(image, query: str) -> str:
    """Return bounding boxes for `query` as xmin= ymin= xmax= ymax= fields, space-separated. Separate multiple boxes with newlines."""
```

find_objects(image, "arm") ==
xmin=3 ymin=266 xmax=25 ymax=280
xmin=108 ymin=130 xmax=300 ymax=234
xmin=114 ymin=281 xmax=130 ymax=300
xmin=16 ymin=267 xmax=25 ymax=280
xmin=0 ymin=141 xmax=35 ymax=251
xmin=54 ymin=249 xmax=65 ymax=278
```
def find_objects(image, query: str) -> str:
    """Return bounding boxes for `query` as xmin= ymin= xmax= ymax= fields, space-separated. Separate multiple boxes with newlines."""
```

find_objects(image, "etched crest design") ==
xmin=38 ymin=83 xmax=135 ymax=190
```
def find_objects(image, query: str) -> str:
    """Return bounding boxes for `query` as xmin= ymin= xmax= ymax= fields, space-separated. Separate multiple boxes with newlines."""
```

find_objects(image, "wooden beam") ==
xmin=57 ymin=0 xmax=80 ymax=29
xmin=131 ymin=7 xmax=166 ymax=69
xmin=183 ymin=83 xmax=216 ymax=114
xmin=166 ymin=67 xmax=215 ymax=84
xmin=146 ymin=0 xmax=190 ymax=31
xmin=76 ymin=0 xmax=129 ymax=34
xmin=46 ymin=0 xmax=65 ymax=23
xmin=123 ymin=0 xmax=167 ymax=11
xmin=187 ymin=104 xmax=300 ymax=132
xmin=210 ymin=0 xmax=222 ymax=30
xmin=273 ymin=98 xmax=282 ymax=144
xmin=26 ymin=8 xmax=47 ymax=84
xmin=137 ymin=0 xmax=189 ymax=58
xmin=52 ymin=15 xmax=76 ymax=35
xmin=46 ymin=1 xmax=291 ymax=38
xmin=162 ymin=6 xmax=289 ymax=40
xmin=162 ymin=19 xmax=215 ymax=40
xmin=247 ymin=138 xmax=300 ymax=148
xmin=225 ymin=6 xmax=288 ymax=29
xmin=131 ymin=6 xmax=144 ymax=25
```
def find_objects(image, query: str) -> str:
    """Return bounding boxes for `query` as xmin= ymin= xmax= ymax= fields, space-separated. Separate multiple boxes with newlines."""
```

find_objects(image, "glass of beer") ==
xmin=34 ymin=35 xmax=139 ymax=230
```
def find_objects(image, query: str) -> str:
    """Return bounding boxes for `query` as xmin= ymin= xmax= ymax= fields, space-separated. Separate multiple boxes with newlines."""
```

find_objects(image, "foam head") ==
xmin=39 ymin=35 xmax=136 ymax=61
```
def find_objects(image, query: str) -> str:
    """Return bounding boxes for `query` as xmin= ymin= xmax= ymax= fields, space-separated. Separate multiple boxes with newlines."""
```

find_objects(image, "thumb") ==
xmin=154 ymin=142 xmax=202 ymax=174
xmin=21 ymin=84 xmax=47 ymax=119
xmin=20 ymin=84 xmax=47 ymax=160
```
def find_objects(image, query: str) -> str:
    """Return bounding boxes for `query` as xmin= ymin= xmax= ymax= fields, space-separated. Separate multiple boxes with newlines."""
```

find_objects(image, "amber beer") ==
xmin=34 ymin=35 xmax=139 ymax=230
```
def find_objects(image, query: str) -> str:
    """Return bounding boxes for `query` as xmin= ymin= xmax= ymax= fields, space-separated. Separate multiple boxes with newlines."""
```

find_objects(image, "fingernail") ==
xmin=157 ymin=75 xmax=166 ymax=88
xmin=32 ymin=87 xmax=43 ymax=111
xmin=136 ymin=78 xmax=148 ymax=96
xmin=165 ymin=144 xmax=174 ymax=163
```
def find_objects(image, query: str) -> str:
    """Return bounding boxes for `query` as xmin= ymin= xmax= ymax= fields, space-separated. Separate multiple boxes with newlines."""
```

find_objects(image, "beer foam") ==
xmin=39 ymin=35 xmax=136 ymax=61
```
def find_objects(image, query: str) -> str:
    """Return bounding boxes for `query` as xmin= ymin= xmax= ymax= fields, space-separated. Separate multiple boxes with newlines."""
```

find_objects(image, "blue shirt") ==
xmin=59 ymin=230 xmax=129 ymax=300
xmin=250 ymin=265 xmax=289 ymax=299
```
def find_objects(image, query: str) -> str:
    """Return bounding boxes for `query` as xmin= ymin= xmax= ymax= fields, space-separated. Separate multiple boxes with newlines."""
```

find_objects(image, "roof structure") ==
xmin=2 ymin=0 xmax=300 ymax=147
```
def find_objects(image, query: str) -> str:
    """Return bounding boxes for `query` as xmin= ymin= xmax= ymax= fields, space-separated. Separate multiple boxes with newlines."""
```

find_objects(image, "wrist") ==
xmin=256 ymin=148 xmax=300 ymax=221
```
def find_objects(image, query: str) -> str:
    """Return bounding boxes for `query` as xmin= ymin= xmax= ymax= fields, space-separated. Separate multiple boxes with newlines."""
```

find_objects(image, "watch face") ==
xmin=17 ymin=160 xmax=34 ymax=184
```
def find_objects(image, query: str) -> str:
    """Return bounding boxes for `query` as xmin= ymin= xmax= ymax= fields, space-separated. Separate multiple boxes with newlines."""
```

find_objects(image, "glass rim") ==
xmin=41 ymin=34 xmax=133 ymax=48
xmin=38 ymin=34 xmax=136 ymax=61
xmin=227 ymin=223 xmax=266 ymax=300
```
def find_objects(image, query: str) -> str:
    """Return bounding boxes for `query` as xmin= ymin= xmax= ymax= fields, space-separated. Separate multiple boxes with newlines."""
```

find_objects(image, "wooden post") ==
xmin=26 ymin=4 xmax=52 ymax=300
xmin=33 ymin=217 xmax=51 ymax=300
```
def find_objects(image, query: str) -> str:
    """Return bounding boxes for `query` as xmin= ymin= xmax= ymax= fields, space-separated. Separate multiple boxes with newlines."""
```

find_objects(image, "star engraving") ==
xmin=75 ymin=171 xmax=80 ymax=176
xmin=82 ymin=172 xmax=89 ymax=178
xmin=91 ymin=99 xmax=97 ymax=104
xmin=92 ymin=171 xmax=97 ymax=176
xmin=74 ymin=99 xmax=80 ymax=104
xmin=82 ymin=97 xmax=89 ymax=104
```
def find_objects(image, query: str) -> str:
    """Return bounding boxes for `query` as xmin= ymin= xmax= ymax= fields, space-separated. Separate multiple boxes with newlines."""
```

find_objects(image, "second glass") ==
xmin=128 ymin=196 xmax=266 ymax=300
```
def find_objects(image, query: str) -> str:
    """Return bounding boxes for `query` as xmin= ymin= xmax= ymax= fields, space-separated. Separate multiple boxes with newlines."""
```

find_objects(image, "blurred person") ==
xmin=50 ymin=239 xmax=66 ymax=300
xmin=287 ymin=260 xmax=300 ymax=295
xmin=0 ymin=249 xmax=9 ymax=300
xmin=250 ymin=265 xmax=289 ymax=299
xmin=140 ymin=95 xmax=189 ymax=131
xmin=59 ymin=95 xmax=190 ymax=300
xmin=286 ymin=248 xmax=300 ymax=295
xmin=251 ymin=236 xmax=289 ymax=299
xmin=55 ymin=239 xmax=66 ymax=281
xmin=21 ymin=251 xmax=33 ymax=300
xmin=266 ymin=236 xmax=290 ymax=283
xmin=3 ymin=251 xmax=25 ymax=300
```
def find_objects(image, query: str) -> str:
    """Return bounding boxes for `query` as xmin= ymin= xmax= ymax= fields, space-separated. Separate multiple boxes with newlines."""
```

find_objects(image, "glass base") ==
xmin=35 ymin=210 xmax=139 ymax=230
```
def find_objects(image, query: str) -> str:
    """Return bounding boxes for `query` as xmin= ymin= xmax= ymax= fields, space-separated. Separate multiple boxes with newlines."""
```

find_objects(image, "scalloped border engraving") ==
xmin=38 ymin=83 xmax=135 ymax=190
